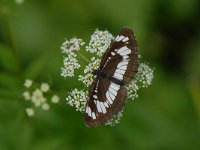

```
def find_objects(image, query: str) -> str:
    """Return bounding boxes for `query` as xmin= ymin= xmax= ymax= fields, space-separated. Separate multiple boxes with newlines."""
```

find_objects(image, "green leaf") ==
xmin=0 ymin=72 xmax=17 ymax=89
xmin=24 ymin=54 xmax=49 ymax=79
xmin=0 ymin=44 xmax=18 ymax=73
xmin=0 ymin=88 xmax=18 ymax=100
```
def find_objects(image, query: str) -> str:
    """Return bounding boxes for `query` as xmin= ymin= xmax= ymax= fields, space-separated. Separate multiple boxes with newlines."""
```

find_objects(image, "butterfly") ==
xmin=84 ymin=27 xmax=139 ymax=127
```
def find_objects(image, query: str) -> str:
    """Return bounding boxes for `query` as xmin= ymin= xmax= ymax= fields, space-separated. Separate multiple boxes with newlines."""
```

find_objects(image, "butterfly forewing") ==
xmin=85 ymin=27 xmax=139 ymax=127
xmin=101 ymin=27 xmax=139 ymax=84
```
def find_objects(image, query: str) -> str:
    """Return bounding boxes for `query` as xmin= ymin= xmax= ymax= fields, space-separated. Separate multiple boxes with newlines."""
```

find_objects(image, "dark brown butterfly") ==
xmin=84 ymin=27 xmax=139 ymax=127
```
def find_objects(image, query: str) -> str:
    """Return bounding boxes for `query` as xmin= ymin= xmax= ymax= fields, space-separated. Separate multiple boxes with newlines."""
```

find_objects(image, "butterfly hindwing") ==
xmin=85 ymin=78 xmax=127 ymax=127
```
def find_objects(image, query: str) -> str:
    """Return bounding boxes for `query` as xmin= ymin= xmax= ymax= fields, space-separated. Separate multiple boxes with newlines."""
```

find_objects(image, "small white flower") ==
xmin=127 ymin=80 xmax=139 ymax=100
xmin=60 ymin=38 xmax=84 ymax=78
xmin=78 ymin=57 xmax=101 ymax=87
xmin=78 ymin=73 xmax=94 ymax=87
xmin=24 ymin=79 xmax=32 ymax=88
xmin=61 ymin=53 xmax=81 ymax=77
xmin=23 ymin=91 xmax=31 ymax=100
xmin=22 ymin=79 xmax=61 ymax=115
xmin=66 ymin=89 xmax=88 ymax=112
xmin=15 ymin=0 xmax=24 ymax=5
xmin=86 ymin=29 xmax=114 ymax=56
xmin=31 ymin=89 xmax=46 ymax=107
xmin=42 ymin=103 xmax=50 ymax=110
xmin=26 ymin=108 xmax=34 ymax=117
xmin=61 ymin=38 xmax=85 ymax=54
xmin=41 ymin=83 xmax=50 ymax=92
xmin=135 ymin=63 xmax=154 ymax=88
xmin=51 ymin=95 xmax=60 ymax=103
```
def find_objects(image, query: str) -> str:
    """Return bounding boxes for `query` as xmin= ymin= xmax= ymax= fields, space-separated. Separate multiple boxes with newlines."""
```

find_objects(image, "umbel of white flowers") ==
xmin=61 ymin=29 xmax=154 ymax=126
xmin=22 ymin=79 xmax=60 ymax=117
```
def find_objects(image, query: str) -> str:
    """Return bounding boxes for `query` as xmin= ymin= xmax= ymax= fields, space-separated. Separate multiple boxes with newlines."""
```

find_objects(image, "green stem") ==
xmin=5 ymin=14 xmax=22 ymax=80
xmin=76 ymin=51 xmax=90 ymax=63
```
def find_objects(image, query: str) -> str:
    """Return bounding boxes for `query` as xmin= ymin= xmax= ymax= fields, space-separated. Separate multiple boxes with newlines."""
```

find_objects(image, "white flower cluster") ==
xmin=61 ymin=29 xmax=154 ymax=127
xmin=127 ymin=80 xmax=139 ymax=100
xmin=66 ymin=89 xmax=87 ymax=112
xmin=127 ymin=63 xmax=154 ymax=100
xmin=22 ymin=79 xmax=60 ymax=117
xmin=61 ymin=38 xmax=85 ymax=54
xmin=86 ymin=29 xmax=114 ymax=56
xmin=135 ymin=63 xmax=154 ymax=88
xmin=61 ymin=38 xmax=85 ymax=77
xmin=78 ymin=57 xmax=101 ymax=87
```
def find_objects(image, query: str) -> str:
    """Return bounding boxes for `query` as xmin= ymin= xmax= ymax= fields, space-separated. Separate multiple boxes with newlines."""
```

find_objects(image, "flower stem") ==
xmin=76 ymin=52 xmax=90 ymax=63
xmin=5 ymin=15 xmax=22 ymax=78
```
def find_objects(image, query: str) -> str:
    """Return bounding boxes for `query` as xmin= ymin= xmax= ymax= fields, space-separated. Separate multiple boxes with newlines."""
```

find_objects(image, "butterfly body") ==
xmin=93 ymin=69 xmax=107 ymax=79
xmin=85 ymin=27 xmax=139 ymax=127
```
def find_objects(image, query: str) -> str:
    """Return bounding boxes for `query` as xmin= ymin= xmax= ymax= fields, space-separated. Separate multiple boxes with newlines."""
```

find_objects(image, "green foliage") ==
xmin=0 ymin=0 xmax=200 ymax=150
xmin=0 ymin=44 xmax=20 ymax=100
xmin=24 ymin=53 xmax=50 ymax=79
xmin=0 ymin=44 xmax=18 ymax=73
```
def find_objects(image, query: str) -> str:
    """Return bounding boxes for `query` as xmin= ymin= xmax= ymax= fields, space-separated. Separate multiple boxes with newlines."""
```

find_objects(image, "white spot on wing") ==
xmin=114 ymin=60 xmax=130 ymax=79
xmin=92 ymin=112 xmax=96 ymax=119
xmin=105 ymin=82 xmax=121 ymax=106
xmin=87 ymin=106 xmax=92 ymax=117
xmin=114 ymin=72 xmax=123 ymax=80
xmin=116 ymin=35 xmax=125 ymax=42
xmin=86 ymin=106 xmax=89 ymax=113
xmin=106 ymin=92 xmax=113 ymax=104
xmin=117 ymin=60 xmax=129 ymax=68
xmin=116 ymin=69 xmax=126 ymax=75
xmin=122 ymin=37 xmax=129 ymax=42
xmin=118 ymin=65 xmax=127 ymax=71
xmin=123 ymin=55 xmax=129 ymax=60
xmin=115 ymin=35 xmax=120 ymax=41
xmin=111 ymin=52 xmax=115 ymax=55
xmin=110 ymin=83 xmax=120 ymax=91
xmin=96 ymin=101 xmax=102 ymax=113
xmin=104 ymin=102 xmax=109 ymax=108
xmin=109 ymin=90 xmax=116 ymax=101
xmin=109 ymin=87 xmax=117 ymax=96
xmin=117 ymin=46 xmax=129 ymax=54
xmin=99 ymin=102 xmax=106 ymax=114
xmin=120 ymin=49 xmax=131 ymax=56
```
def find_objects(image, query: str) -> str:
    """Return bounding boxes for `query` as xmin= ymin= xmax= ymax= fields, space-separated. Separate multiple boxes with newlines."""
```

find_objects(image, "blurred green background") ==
xmin=0 ymin=0 xmax=200 ymax=150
